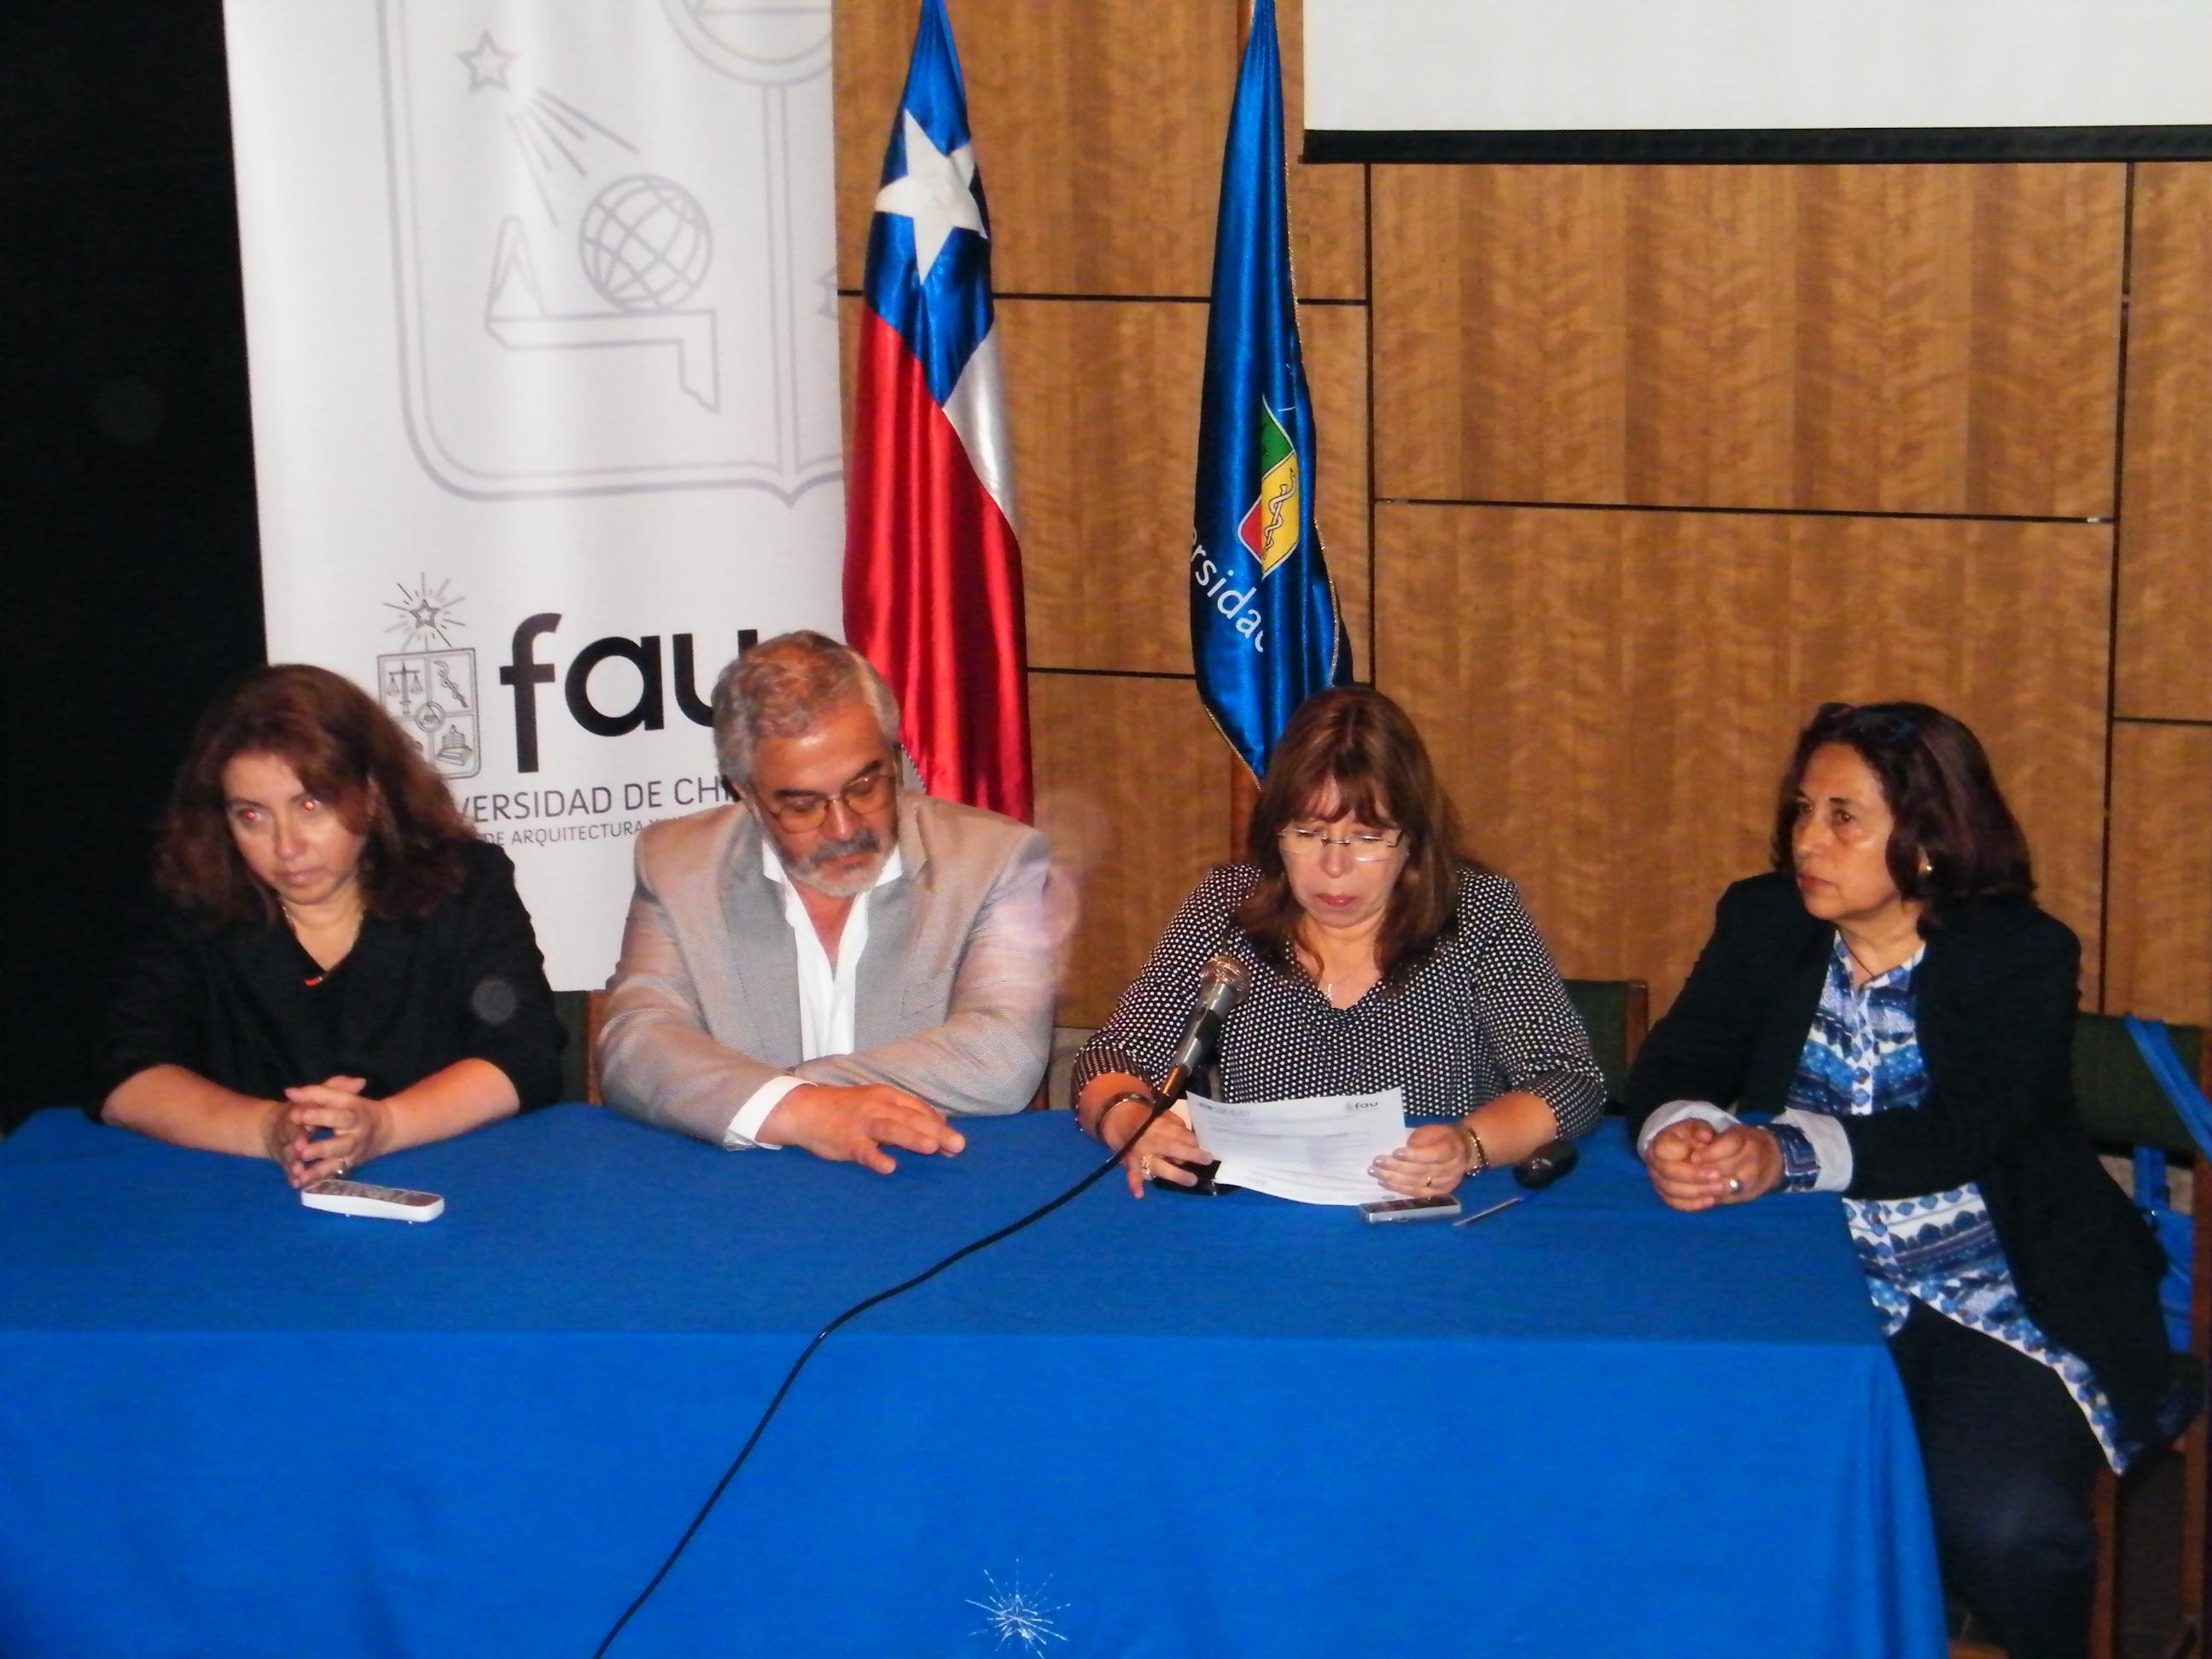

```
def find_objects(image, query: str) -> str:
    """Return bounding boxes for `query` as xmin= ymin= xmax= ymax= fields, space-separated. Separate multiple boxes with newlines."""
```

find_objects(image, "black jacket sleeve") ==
xmin=90 ymin=899 xmax=218 ymax=1114
xmin=443 ymin=841 xmax=566 ymax=1109
xmin=1621 ymin=876 xmax=1807 ymax=1135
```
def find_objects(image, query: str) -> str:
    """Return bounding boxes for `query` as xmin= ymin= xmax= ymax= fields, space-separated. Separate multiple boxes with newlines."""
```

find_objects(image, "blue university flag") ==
xmin=1190 ymin=0 xmax=1348 ymax=780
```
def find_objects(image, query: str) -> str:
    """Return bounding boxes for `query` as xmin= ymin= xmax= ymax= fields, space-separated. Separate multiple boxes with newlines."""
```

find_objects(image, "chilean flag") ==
xmin=843 ymin=0 xmax=1032 ymax=823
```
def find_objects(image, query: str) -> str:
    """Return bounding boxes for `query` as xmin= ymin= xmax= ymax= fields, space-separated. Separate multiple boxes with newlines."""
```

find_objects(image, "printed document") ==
xmin=1185 ymin=1087 xmax=1410 ymax=1204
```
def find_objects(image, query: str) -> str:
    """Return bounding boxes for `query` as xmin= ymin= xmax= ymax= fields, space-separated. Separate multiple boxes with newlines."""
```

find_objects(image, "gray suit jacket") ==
xmin=597 ymin=790 xmax=1057 ymax=1144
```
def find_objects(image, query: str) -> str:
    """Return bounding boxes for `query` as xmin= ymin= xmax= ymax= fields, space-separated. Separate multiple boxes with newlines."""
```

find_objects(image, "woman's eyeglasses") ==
xmin=1278 ymin=825 xmax=1405 ymax=863
xmin=760 ymin=767 xmax=894 ymax=830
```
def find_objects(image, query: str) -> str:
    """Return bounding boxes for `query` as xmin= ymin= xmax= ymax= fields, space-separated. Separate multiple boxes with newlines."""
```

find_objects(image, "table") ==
xmin=0 ymin=1106 xmax=1945 ymax=1656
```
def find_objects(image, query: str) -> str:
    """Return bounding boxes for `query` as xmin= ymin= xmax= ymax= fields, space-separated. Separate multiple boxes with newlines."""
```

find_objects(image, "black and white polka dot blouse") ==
xmin=1073 ymin=862 xmax=1606 ymax=1136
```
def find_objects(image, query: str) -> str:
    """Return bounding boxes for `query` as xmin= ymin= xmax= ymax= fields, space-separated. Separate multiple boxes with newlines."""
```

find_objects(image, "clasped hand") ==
xmin=1642 ymin=1118 xmax=1781 ymax=1211
xmin=262 ymin=1075 xmax=389 ymax=1190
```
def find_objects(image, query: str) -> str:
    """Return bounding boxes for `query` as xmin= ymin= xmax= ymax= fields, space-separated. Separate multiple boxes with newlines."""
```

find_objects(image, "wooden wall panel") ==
xmin=1015 ymin=299 xmax=1369 ymax=674
xmin=1376 ymin=505 xmax=2113 ymax=1013
xmin=1033 ymin=672 xmax=1231 ymax=1023
xmin=832 ymin=3 xmax=2209 ymax=1040
xmin=2117 ymin=164 xmax=2212 ymax=722
xmin=1372 ymin=165 xmax=2123 ymax=517
xmin=2105 ymin=725 xmax=2212 ymax=1027
xmin=834 ymin=0 xmax=1236 ymax=297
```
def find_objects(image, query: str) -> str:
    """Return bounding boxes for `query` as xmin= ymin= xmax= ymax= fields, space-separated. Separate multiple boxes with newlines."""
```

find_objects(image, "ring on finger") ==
xmin=1726 ymin=1175 xmax=1743 ymax=1195
xmin=1139 ymin=1154 xmax=1154 ymax=1181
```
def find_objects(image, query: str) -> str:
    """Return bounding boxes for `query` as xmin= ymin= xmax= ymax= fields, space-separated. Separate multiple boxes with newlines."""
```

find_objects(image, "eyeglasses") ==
xmin=1278 ymin=825 xmax=1405 ymax=863
xmin=760 ymin=767 xmax=894 ymax=830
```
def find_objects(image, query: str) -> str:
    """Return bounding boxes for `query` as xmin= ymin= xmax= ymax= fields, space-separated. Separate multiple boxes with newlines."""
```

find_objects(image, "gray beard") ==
xmin=787 ymin=827 xmax=887 ymax=899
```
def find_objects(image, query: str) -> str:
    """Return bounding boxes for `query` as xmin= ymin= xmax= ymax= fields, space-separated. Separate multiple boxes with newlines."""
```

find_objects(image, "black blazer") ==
xmin=1627 ymin=871 xmax=2173 ymax=1449
xmin=96 ymin=840 xmax=565 ymax=1112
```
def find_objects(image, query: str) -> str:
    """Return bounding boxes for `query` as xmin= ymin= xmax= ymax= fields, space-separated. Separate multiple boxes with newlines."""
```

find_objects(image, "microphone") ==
xmin=1138 ymin=954 xmax=1249 ymax=1198
xmin=1157 ymin=952 xmax=1249 ymax=1105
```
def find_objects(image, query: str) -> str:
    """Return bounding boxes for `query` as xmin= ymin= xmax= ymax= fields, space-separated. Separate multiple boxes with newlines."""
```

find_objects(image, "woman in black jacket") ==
xmin=1627 ymin=701 xmax=2177 ymax=1659
xmin=97 ymin=664 xmax=563 ymax=1186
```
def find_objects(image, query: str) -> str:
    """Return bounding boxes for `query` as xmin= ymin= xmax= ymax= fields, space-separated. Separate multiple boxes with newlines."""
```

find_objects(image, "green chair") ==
xmin=2072 ymin=1014 xmax=2209 ymax=1659
xmin=1563 ymin=979 xmax=1650 ymax=1108
xmin=553 ymin=989 xmax=599 ymax=1105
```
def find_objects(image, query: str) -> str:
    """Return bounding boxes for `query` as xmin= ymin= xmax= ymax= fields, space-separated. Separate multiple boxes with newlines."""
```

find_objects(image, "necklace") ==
xmin=1842 ymin=932 xmax=1914 ymax=986
xmin=282 ymin=899 xmax=364 ymax=973
xmin=282 ymin=900 xmax=361 ymax=934
xmin=1318 ymin=962 xmax=1376 ymax=1004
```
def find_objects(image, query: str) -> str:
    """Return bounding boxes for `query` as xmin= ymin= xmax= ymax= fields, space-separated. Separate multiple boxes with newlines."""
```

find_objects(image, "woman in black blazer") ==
xmin=1626 ymin=701 xmax=2178 ymax=1659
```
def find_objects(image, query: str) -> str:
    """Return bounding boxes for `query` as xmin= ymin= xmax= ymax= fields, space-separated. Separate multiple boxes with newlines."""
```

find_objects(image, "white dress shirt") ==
xmin=722 ymin=839 xmax=905 ymax=1149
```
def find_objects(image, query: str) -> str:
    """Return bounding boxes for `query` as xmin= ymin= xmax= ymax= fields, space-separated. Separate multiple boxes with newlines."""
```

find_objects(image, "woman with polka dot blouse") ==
xmin=1073 ymin=686 xmax=1605 ymax=1200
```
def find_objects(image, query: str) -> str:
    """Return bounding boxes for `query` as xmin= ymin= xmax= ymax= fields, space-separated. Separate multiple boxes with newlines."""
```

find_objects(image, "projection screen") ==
xmin=1305 ymin=0 xmax=2212 ymax=162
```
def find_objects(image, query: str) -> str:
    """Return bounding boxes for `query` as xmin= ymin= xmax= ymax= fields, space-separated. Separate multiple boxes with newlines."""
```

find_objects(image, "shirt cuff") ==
xmin=724 ymin=1075 xmax=806 ymax=1150
xmin=1773 ymin=1108 xmax=1853 ymax=1192
xmin=1635 ymin=1100 xmax=1737 ymax=1157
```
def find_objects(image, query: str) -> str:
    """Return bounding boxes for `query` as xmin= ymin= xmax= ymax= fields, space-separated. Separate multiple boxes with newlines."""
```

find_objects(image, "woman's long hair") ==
xmin=1233 ymin=686 xmax=1470 ymax=986
xmin=155 ymin=664 xmax=474 ymax=925
xmin=1770 ymin=700 xmax=2034 ymax=928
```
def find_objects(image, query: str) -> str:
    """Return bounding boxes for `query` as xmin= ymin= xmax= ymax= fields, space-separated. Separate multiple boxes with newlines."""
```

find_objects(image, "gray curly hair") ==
xmin=711 ymin=630 xmax=902 ymax=789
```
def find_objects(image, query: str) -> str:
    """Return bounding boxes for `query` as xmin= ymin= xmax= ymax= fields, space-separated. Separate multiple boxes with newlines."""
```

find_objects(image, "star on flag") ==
xmin=872 ymin=111 xmax=987 ymax=282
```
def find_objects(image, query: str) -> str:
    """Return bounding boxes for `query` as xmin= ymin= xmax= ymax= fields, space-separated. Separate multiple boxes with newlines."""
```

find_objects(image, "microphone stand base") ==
xmin=1149 ymin=1158 xmax=1233 ymax=1196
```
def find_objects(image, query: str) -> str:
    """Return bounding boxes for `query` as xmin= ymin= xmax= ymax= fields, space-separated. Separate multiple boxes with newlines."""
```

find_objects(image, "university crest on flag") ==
xmin=1237 ymin=401 xmax=1301 ymax=574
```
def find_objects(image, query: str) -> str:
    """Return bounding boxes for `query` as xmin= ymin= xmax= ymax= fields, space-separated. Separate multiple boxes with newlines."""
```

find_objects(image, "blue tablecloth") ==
xmin=0 ymin=1106 xmax=1944 ymax=1656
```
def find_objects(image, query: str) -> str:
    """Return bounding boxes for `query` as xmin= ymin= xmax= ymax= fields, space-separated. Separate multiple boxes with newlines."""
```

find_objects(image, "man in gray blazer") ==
xmin=597 ymin=631 xmax=1057 ymax=1171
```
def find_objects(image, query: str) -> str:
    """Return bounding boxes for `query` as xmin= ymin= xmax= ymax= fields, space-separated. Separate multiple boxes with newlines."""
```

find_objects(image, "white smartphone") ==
xmin=300 ymin=1179 xmax=445 ymax=1222
xmin=1359 ymin=1195 xmax=1461 ymax=1224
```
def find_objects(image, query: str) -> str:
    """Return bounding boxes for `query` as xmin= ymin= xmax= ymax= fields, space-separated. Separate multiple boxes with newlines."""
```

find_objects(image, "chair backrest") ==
xmin=552 ymin=990 xmax=600 ymax=1105
xmin=2072 ymin=1014 xmax=2207 ymax=1156
xmin=1563 ymin=979 xmax=1650 ymax=1107
xmin=2071 ymin=1013 xmax=2211 ymax=1654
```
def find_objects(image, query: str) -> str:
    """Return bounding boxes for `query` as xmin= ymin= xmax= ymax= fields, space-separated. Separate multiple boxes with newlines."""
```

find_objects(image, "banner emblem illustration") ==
xmin=380 ymin=649 xmax=482 ymax=779
xmin=379 ymin=0 xmax=841 ymax=498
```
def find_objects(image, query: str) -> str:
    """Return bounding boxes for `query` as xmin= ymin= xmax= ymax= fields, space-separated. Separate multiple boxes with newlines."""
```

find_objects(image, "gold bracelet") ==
xmin=1460 ymin=1121 xmax=1489 ymax=1174
xmin=1091 ymin=1089 xmax=1155 ymax=1147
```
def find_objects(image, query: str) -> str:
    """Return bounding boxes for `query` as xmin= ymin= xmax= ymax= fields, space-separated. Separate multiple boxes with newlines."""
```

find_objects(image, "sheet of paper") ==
xmin=1185 ymin=1087 xmax=1410 ymax=1205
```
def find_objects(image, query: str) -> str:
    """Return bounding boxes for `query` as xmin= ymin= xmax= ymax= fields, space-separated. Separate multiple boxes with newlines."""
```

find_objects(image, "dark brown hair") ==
xmin=155 ymin=664 xmax=474 ymax=925
xmin=1233 ymin=686 xmax=1469 ymax=985
xmin=1770 ymin=700 xmax=2034 ymax=928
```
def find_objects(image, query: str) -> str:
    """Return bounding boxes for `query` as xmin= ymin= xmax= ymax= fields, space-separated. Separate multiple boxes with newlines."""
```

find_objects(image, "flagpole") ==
xmin=1228 ymin=760 xmax=1258 ymax=864
xmin=1224 ymin=0 xmax=1260 ymax=864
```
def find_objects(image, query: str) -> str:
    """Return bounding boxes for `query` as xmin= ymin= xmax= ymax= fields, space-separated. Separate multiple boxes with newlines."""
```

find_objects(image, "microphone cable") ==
xmin=591 ymin=1091 xmax=1190 ymax=1656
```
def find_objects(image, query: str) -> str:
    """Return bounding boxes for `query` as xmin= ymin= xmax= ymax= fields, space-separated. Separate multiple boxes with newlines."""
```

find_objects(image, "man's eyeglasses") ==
xmin=1278 ymin=825 xmax=1405 ymax=863
xmin=760 ymin=767 xmax=894 ymax=830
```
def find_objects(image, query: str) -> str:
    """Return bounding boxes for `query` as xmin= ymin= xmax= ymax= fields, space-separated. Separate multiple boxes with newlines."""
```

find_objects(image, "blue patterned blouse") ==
xmin=1784 ymin=937 xmax=2128 ymax=1471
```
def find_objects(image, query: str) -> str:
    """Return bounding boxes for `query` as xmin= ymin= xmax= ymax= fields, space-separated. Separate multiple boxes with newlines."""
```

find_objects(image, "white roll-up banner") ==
xmin=224 ymin=1 xmax=843 ymax=987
